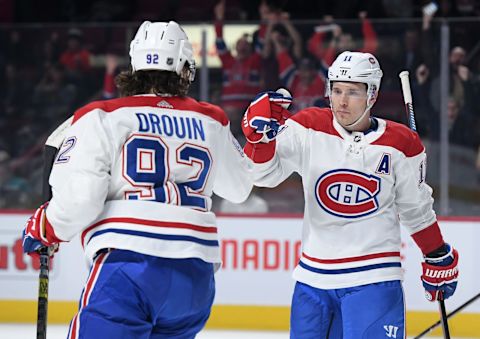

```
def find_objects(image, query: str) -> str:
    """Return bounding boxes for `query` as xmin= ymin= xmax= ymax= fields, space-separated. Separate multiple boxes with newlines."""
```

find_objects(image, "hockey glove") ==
xmin=421 ymin=243 xmax=458 ymax=301
xmin=22 ymin=202 xmax=61 ymax=258
xmin=242 ymin=91 xmax=292 ymax=144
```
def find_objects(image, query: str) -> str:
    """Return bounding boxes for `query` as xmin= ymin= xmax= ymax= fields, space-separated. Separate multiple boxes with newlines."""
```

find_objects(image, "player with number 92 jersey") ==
xmin=21 ymin=20 xmax=254 ymax=339
xmin=51 ymin=93 xmax=252 ymax=264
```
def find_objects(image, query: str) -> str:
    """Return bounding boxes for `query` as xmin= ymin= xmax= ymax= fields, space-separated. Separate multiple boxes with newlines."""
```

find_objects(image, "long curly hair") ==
xmin=115 ymin=67 xmax=191 ymax=97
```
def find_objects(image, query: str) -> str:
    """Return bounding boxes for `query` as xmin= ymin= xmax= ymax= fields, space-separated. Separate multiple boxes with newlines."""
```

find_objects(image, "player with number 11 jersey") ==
xmin=242 ymin=51 xmax=459 ymax=338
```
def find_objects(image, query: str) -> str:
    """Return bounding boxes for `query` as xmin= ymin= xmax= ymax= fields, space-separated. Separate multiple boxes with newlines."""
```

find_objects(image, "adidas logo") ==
xmin=157 ymin=100 xmax=173 ymax=109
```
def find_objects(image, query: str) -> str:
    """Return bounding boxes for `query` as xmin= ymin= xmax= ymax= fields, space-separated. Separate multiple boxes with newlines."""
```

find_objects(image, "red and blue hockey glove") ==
xmin=22 ymin=202 xmax=61 ymax=258
xmin=421 ymin=243 xmax=459 ymax=301
xmin=242 ymin=90 xmax=292 ymax=144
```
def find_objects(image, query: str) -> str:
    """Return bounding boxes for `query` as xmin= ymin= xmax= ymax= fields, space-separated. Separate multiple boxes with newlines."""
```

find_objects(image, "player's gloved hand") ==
xmin=421 ymin=243 xmax=459 ymax=301
xmin=242 ymin=90 xmax=292 ymax=144
xmin=22 ymin=202 xmax=61 ymax=258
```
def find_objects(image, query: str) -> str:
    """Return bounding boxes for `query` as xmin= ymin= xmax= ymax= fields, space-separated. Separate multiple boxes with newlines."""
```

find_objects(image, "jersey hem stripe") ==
xmin=302 ymin=251 xmax=400 ymax=264
xmin=87 ymin=229 xmax=220 ymax=247
xmin=298 ymin=260 xmax=401 ymax=274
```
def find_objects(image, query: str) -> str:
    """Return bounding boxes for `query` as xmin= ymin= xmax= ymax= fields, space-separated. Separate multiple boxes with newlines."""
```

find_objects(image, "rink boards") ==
xmin=0 ymin=212 xmax=479 ymax=337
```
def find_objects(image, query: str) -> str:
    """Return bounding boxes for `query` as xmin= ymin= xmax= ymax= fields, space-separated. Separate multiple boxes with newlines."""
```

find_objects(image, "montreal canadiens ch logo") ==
xmin=315 ymin=169 xmax=381 ymax=218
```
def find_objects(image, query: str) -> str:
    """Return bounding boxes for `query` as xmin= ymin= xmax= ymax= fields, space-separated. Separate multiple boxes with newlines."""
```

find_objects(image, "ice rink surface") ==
xmin=0 ymin=324 xmax=474 ymax=339
xmin=1 ymin=325 xmax=290 ymax=338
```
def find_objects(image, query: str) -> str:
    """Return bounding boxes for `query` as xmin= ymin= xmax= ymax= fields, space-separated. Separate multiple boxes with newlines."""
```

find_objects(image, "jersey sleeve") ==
xmin=212 ymin=124 xmax=254 ymax=203
xmin=46 ymin=110 xmax=113 ymax=241
xmin=246 ymin=119 xmax=305 ymax=188
xmin=394 ymin=134 xmax=444 ymax=254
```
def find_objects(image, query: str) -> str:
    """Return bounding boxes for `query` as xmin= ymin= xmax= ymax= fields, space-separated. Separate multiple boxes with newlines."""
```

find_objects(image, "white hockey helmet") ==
xmin=129 ymin=21 xmax=196 ymax=81
xmin=327 ymin=51 xmax=383 ymax=102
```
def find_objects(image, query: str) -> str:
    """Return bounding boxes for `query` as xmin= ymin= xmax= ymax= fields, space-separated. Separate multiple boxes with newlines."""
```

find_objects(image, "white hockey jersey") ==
xmin=46 ymin=94 xmax=253 ymax=265
xmin=246 ymin=107 xmax=442 ymax=289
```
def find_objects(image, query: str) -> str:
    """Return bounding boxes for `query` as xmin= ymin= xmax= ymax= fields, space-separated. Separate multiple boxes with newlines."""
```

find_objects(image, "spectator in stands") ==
xmin=262 ymin=10 xmax=302 ymax=62
xmin=447 ymin=46 xmax=472 ymax=109
xmin=60 ymin=28 xmax=91 ymax=73
xmin=411 ymin=63 xmax=435 ymax=137
xmin=3 ymin=63 xmax=33 ymax=119
xmin=429 ymin=46 xmax=475 ymax=115
xmin=36 ymin=31 xmax=61 ymax=71
xmin=264 ymin=9 xmax=324 ymax=112
xmin=413 ymin=61 xmax=478 ymax=147
xmin=400 ymin=28 xmax=424 ymax=73
xmin=252 ymin=0 xmax=285 ymax=90
xmin=445 ymin=96 xmax=477 ymax=147
xmin=214 ymin=0 xmax=262 ymax=137
xmin=308 ymin=11 xmax=378 ymax=66
xmin=273 ymin=43 xmax=327 ymax=112
xmin=59 ymin=28 xmax=94 ymax=103
xmin=102 ymin=54 xmax=119 ymax=99
xmin=32 ymin=63 xmax=77 ymax=128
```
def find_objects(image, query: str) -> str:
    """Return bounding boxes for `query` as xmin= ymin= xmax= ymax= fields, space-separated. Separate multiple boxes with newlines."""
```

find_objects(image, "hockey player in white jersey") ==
xmin=242 ymin=51 xmax=459 ymax=338
xmin=22 ymin=21 xmax=253 ymax=339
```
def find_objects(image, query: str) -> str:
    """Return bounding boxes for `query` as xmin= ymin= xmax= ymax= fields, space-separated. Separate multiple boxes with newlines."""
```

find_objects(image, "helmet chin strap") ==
xmin=343 ymin=102 xmax=373 ymax=131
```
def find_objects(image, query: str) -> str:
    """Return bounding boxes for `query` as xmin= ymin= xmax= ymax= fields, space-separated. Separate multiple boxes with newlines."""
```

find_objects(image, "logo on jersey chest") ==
xmin=315 ymin=169 xmax=381 ymax=218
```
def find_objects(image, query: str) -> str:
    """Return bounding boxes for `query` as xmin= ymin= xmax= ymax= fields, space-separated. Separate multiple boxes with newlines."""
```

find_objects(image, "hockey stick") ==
xmin=438 ymin=293 xmax=451 ymax=339
xmin=36 ymin=246 xmax=54 ymax=339
xmin=399 ymin=70 xmax=450 ymax=339
xmin=414 ymin=291 xmax=480 ymax=338
xmin=36 ymin=117 xmax=72 ymax=339
xmin=399 ymin=71 xmax=417 ymax=132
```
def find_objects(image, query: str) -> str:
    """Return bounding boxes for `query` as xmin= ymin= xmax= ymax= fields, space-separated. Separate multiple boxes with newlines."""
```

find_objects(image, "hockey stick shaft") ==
xmin=36 ymin=246 xmax=52 ymax=339
xmin=36 ymin=117 xmax=72 ymax=339
xmin=36 ymin=147 xmax=57 ymax=339
xmin=414 ymin=292 xmax=480 ymax=338
xmin=399 ymin=71 xmax=450 ymax=339
xmin=399 ymin=71 xmax=417 ymax=132
xmin=438 ymin=297 xmax=451 ymax=339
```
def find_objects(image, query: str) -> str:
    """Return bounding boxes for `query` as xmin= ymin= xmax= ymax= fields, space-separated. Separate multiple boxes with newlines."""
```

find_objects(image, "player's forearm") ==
xmin=248 ymin=154 xmax=291 ymax=188
xmin=215 ymin=175 xmax=253 ymax=203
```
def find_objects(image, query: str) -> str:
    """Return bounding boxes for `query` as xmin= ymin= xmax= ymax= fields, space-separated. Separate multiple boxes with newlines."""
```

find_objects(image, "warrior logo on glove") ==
xmin=421 ymin=243 xmax=459 ymax=301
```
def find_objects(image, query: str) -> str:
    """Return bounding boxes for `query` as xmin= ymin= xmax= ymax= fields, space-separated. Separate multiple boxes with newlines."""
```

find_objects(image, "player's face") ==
xmin=330 ymin=82 xmax=369 ymax=130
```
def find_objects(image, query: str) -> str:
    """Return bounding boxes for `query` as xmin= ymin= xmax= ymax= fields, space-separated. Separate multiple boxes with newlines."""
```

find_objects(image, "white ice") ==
xmin=0 ymin=324 xmax=288 ymax=338
xmin=0 ymin=324 xmax=473 ymax=339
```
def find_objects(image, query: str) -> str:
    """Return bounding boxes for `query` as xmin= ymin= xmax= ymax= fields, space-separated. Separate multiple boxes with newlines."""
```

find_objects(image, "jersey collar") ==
xmin=333 ymin=116 xmax=386 ymax=144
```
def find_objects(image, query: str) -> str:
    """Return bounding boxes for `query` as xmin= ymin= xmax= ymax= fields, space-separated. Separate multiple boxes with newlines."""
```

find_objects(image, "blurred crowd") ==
xmin=2 ymin=0 xmax=480 ymax=22
xmin=1 ymin=0 xmax=480 ymax=213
